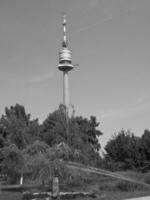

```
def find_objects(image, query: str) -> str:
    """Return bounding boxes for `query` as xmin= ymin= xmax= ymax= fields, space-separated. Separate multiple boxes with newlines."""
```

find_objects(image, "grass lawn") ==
xmin=1 ymin=170 xmax=150 ymax=200
xmin=98 ymin=191 xmax=150 ymax=200
xmin=1 ymin=191 xmax=150 ymax=200
xmin=0 ymin=192 xmax=22 ymax=200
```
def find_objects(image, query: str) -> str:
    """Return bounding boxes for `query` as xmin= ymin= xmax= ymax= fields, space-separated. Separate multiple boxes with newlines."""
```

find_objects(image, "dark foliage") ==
xmin=0 ymin=104 xmax=40 ymax=149
xmin=0 ymin=104 xmax=102 ymax=184
xmin=40 ymin=104 xmax=102 ymax=166
xmin=104 ymin=129 xmax=150 ymax=171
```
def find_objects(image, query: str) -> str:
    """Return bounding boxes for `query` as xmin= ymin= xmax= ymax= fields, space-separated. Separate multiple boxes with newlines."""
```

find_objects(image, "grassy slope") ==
xmin=1 ymin=171 xmax=150 ymax=200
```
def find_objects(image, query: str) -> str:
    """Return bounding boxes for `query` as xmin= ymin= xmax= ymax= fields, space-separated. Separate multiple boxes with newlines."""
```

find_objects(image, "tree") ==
xmin=41 ymin=105 xmax=102 ymax=166
xmin=1 ymin=144 xmax=24 ymax=183
xmin=40 ymin=105 xmax=67 ymax=146
xmin=104 ymin=129 xmax=143 ymax=170
xmin=141 ymin=129 xmax=150 ymax=160
xmin=41 ymin=105 xmax=102 ymax=151
xmin=0 ymin=104 xmax=40 ymax=149
xmin=75 ymin=116 xmax=102 ymax=152
xmin=0 ymin=103 xmax=103 ymax=184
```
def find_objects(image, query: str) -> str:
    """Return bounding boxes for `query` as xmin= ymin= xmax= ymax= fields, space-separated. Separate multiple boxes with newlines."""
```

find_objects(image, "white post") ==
xmin=20 ymin=174 xmax=23 ymax=185
xmin=52 ymin=168 xmax=59 ymax=199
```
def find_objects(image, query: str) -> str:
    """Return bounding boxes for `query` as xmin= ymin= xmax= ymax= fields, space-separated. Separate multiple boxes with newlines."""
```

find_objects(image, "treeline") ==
xmin=0 ymin=104 xmax=102 ymax=184
xmin=104 ymin=129 xmax=150 ymax=172
xmin=0 ymin=103 xmax=150 ymax=184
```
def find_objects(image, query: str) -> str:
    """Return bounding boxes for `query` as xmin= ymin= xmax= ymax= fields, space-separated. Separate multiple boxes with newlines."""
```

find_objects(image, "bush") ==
xmin=144 ymin=173 xmax=150 ymax=184
xmin=99 ymin=181 xmax=116 ymax=191
xmin=102 ymin=161 xmax=127 ymax=172
xmin=115 ymin=180 xmax=146 ymax=192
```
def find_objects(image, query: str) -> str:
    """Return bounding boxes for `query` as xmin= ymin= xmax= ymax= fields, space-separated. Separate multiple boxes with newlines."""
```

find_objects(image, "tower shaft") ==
xmin=63 ymin=71 xmax=69 ymax=110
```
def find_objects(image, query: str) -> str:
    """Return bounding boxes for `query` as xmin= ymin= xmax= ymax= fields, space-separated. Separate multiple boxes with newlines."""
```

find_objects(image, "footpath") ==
xmin=125 ymin=196 xmax=150 ymax=200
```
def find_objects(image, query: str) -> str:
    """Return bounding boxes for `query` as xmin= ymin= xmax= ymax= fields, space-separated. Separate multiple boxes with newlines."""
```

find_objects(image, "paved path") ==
xmin=124 ymin=196 xmax=150 ymax=200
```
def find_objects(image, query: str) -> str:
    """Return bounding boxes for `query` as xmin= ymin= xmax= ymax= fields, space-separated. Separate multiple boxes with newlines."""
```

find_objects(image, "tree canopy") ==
xmin=0 ymin=104 xmax=102 ymax=184
xmin=0 ymin=104 xmax=40 ymax=149
xmin=104 ymin=129 xmax=150 ymax=171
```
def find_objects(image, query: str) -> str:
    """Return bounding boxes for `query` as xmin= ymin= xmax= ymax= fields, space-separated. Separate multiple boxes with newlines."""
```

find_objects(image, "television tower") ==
xmin=58 ymin=16 xmax=74 ymax=116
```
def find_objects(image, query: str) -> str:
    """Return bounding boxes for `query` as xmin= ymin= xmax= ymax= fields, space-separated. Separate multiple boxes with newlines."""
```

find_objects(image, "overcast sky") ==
xmin=0 ymin=0 xmax=150 ymax=148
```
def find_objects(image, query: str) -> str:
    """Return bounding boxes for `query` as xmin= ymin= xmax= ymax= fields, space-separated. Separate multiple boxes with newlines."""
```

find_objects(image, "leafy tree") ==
xmin=0 ymin=104 xmax=40 ymax=149
xmin=40 ymin=105 xmax=67 ymax=146
xmin=41 ymin=105 xmax=102 ymax=166
xmin=0 ymin=103 xmax=103 ymax=184
xmin=75 ymin=116 xmax=102 ymax=152
xmin=1 ymin=144 xmax=24 ymax=183
xmin=138 ymin=129 xmax=150 ymax=171
xmin=104 ymin=129 xmax=143 ymax=170
xmin=141 ymin=129 xmax=150 ymax=161
xmin=41 ymin=105 xmax=102 ymax=150
xmin=22 ymin=141 xmax=84 ymax=184
xmin=24 ymin=140 xmax=49 ymax=156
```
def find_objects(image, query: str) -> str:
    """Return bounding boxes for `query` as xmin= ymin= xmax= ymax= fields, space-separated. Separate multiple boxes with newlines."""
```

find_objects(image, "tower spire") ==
xmin=62 ymin=15 xmax=68 ymax=48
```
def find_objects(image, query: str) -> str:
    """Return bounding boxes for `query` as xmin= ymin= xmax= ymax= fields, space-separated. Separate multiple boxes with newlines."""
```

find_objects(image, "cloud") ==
xmin=29 ymin=71 xmax=55 ymax=84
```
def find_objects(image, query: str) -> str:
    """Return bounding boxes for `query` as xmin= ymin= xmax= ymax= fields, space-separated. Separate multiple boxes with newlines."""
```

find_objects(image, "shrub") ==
xmin=102 ymin=161 xmax=127 ymax=172
xmin=99 ymin=182 xmax=116 ymax=191
xmin=115 ymin=180 xmax=146 ymax=192
xmin=144 ymin=173 xmax=150 ymax=184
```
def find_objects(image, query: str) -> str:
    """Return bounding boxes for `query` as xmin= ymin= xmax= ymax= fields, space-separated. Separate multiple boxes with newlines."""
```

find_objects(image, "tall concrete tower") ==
xmin=58 ymin=16 xmax=74 ymax=116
